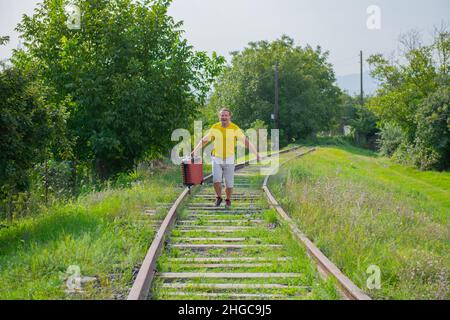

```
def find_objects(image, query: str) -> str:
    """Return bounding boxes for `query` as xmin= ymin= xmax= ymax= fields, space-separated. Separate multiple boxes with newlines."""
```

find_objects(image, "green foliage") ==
xmin=14 ymin=0 xmax=224 ymax=179
xmin=249 ymin=119 xmax=268 ymax=131
xmin=0 ymin=65 xmax=68 ymax=202
xmin=2 ymin=0 xmax=224 ymax=220
xmin=0 ymin=36 xmax=9 ymax=45
xmin=207 ymin=35 xmax=341 ymax=144
xmin=32 ymin=160 xmax=75 ymax=201
xmin=333 ymin=93 xmax=377 ymax=148
xmin=413 ymin=86 xmax=450 ymax=170
xmin=367 ymin=28 xmax=450 ymax=170
xmin=367 ymin=47 xmax=438 ymax=139
xmin=343 ymin=94 xmax=379 ymax=148
xmin=350 ymin=106 xmax=378 ymax=137
xmin=377 ymin=123 xmax=407 ymax=157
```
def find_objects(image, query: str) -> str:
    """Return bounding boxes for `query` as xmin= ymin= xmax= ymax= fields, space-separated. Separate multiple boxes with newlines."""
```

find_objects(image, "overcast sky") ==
xmin=1 ymin=0 xmax=449 ymax=75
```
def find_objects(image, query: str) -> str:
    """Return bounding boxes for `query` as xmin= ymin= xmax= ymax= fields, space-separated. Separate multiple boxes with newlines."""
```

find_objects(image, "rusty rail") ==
xmin=129 ymin=145 xmax=371 ymax=300
xmin=127 ymin=146 xmax=302 ymax=300
xmin=262 ymin=148 xmax=372 ymax=300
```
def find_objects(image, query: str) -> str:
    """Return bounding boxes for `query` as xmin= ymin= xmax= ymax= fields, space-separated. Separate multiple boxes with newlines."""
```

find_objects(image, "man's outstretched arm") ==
xmin=240 ymin=136 xmax=261 ymax=161
xmin=191 ymin=136 xmax=210 ymax=157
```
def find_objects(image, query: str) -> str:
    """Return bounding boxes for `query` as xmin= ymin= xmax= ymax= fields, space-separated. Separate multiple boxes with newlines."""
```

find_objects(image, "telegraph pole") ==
xmin=360 ymin=50 xmax=364 ymax=106
xmin=274 ymin=62 xmax=280 ymax=129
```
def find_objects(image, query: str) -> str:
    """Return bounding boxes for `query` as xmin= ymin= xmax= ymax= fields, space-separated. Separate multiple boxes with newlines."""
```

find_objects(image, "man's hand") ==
xmin=191 ymin=137 xmax=209 ymax=159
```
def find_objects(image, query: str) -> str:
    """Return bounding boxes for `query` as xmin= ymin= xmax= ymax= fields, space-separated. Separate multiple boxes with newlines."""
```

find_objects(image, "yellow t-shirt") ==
xmin=205 ymin=122 xmax=246 ymax=159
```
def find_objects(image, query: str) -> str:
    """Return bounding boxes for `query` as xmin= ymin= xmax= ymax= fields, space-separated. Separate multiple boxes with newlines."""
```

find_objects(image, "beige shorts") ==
xmin=212 ymin=158 xmax=235 ymax=188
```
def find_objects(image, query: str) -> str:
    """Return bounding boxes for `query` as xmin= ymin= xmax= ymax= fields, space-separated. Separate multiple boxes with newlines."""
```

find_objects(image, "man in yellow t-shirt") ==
xmin=192 ymin=108 xmax=260 ymax=209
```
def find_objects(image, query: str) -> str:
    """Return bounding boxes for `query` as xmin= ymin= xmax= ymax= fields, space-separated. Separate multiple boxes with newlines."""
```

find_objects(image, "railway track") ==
xmin=128 ymin=147 xmax=371 ymax=300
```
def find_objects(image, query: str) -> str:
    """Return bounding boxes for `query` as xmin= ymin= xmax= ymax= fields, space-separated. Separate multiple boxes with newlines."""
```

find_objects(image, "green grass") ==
xmin=0 ymin=165 xmax=181 ymax=299
xmin=153 ymin=211 xmax=340 ymax=300
xmin=269 ymin=145 xmax=449 ymax=300
xmin=152 ymin=160 xmax=340 ymax=300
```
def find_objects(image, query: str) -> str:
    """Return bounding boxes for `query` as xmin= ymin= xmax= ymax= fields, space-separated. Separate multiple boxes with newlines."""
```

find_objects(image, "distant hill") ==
xmin=336 ymin=72 xmax=379 ymax=96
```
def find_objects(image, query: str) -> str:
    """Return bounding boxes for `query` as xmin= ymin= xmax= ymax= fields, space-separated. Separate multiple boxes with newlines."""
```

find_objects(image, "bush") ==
xmin=412 ymin=86 xmax=450 ymax=170
xmin=377 ymin=123 xmax=407 ymax=157
xmin=114 ymin=170 xmax=142 ymax=188
xmin=348 ymin=105 xmax=379 ymax=149
xmin=0 ymin=189 xmax=44 ymax=221
xmin=367 ymin=29 xmax=449 ymax=170
xmin=32 ymin=161 xmax=75 ymax=201
xmin=0 ymin=65 xmax=68 ymax=197
xmin=411 ymin=145 xmax=441 ymax=170
xmin=374 ymin=87 xmax=449 ymax=171
xmin=391 ymin=142 xmax=414 ymax=166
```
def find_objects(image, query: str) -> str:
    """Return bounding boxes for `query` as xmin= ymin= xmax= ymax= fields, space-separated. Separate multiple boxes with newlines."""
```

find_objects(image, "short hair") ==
xmin=218 ymin=108 xmax=232 ymax=116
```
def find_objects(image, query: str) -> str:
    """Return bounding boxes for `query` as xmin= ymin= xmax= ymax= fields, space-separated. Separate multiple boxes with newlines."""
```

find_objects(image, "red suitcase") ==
xmin=182 ymin=157 xmax=203 ymax=187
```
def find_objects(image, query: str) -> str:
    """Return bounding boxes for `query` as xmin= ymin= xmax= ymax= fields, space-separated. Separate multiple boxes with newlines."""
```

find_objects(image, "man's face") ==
xmin=219 ymin=111 xmax=231 ymax=123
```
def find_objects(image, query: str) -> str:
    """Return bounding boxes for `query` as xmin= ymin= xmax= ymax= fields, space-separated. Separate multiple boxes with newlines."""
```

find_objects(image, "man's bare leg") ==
xmin=225 ymin=187 xmax=233 ymax=201
xmin=225 ymin=188 xmax=233 ymax=209
xmin=214 ymin=182 xmax=222 ymax=198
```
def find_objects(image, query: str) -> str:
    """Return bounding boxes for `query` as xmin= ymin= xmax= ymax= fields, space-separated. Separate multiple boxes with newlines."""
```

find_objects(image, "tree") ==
xmin=0 ymin=64 xmax=68 ymax=197
xmin=207 ymin=35 xmax=341 ymax=145
xmin=367 ymin=47 xmax=438 ymax=141
xmin=367 ymin=27 xmax=450 ymax=170
xmin=348 ymin=104 xmax=379 ymax=148
xmin=14 ymin=0 xmax=224 ymax=179
xmin=413 ymin=86 xmax=450 ymax=170
xmin=377 ymin=122 xmax=407 ymax=157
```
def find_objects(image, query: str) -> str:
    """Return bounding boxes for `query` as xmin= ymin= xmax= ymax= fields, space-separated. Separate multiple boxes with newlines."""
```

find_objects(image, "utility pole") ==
xmin=360 ymin=50 xmax=364 ymax=106
xmin=274 ymin=62 xmax=280 ymax=129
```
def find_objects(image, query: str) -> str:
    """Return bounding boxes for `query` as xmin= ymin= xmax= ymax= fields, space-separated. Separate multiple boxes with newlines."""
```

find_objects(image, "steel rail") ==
xmin=127 ymin=145 xmax=302 ymax=300
xmin=262 ymin=148 xmax=372 ymax=300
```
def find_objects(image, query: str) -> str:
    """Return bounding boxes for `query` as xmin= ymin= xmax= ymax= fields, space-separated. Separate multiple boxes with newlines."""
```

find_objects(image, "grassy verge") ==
xmin=0 ymin=163 xmax=181 ymax=299
xmin=269 ymin=144 xmax=449 ymax=299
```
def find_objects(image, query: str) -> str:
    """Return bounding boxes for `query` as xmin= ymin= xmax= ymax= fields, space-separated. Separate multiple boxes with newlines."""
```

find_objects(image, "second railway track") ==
xmin=128 ymin=147 xmax=371 ymax=300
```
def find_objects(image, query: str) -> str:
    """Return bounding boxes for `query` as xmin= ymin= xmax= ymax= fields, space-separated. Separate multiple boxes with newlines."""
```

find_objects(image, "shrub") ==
xmin=412 ymin=86 xmax=450 ymax=170
xmin=377 ymin=123 xmax=407 ymax=157
xmin=391 ymin=142 xmax=414 ymax=166
xmin=32 ymin=161 xmax=75 ymax=202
